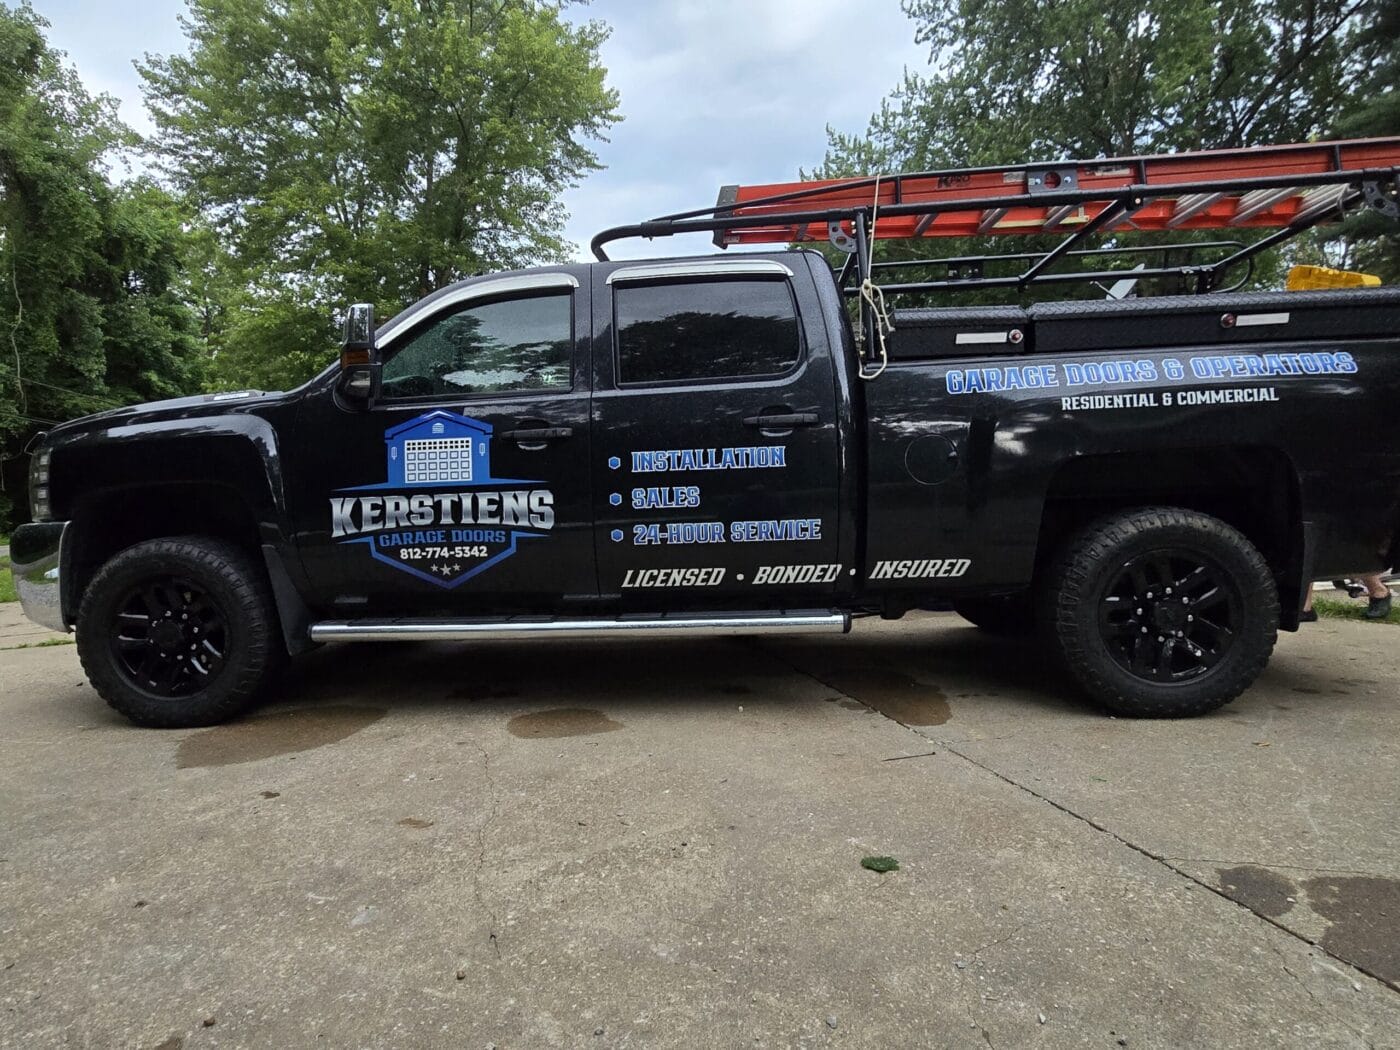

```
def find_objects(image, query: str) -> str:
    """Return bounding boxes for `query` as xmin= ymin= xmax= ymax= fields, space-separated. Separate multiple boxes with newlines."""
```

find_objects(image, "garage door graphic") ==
xmin=332 ymin=409 xmax=552 ymax=589
xmin=387 ymin=413 xmax=491 ymax=486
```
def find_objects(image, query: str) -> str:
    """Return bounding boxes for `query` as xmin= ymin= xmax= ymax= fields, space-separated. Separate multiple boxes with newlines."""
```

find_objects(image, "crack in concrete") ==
xmin=935 ymin=738 xmax=1400 ymax=997
xmin=471 ymin=742 xmax=502 ymax=959
xmin=759 ymin=643 xmax=1400 ymax=1000
xmin=1161 ymin=858 xmax=1392 ymax=879
xmin=1277 ymin=948 xmax=1374 ymax=1050
xmin=969 ymin=924 xmax=1028 ymax=961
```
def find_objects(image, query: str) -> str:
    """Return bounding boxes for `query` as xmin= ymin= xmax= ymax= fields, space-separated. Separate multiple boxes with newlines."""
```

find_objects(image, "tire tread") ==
xmin=77 ymin=536 xmax=280 ymax=728
xmin=1041 ymin=507 xmax=1278 ymax=718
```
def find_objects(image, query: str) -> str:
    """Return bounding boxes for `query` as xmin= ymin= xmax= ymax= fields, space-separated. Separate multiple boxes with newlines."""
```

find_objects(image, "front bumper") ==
xmin=10 ymin=521 xmax=70 ymax=633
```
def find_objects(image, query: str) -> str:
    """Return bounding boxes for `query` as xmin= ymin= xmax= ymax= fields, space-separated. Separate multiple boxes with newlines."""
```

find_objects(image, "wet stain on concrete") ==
xmin=821 ymin=669 xmax=952 ymax=726
xmin=507 ymin=707 xmax=623 ymax=739
xmin=1303 ymin=875 xmax=1400 ymax=988
xmin=1216 ymin=865 xmax=1296 ymax=918
xmin=713 ymin=683 xmax=752 ymax=695
xmin=177 ymin=706 xmax=386 ymax=769
xmin=398 ymin=817 xmax=433 ymax=829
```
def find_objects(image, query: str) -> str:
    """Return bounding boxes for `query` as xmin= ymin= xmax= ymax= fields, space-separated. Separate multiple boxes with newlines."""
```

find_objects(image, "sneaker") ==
xmin=1365 ymin=594 xmax=1392 ymax=621
xmin=1300 ymin=609 xmax=1318 ymax=623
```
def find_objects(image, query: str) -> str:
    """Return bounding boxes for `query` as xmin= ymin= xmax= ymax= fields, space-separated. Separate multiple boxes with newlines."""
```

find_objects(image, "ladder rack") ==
xmin=589 ymin=138 xmax=1400 ymax=300
xmin=589 ymin=138 xmax=1400 ymax=367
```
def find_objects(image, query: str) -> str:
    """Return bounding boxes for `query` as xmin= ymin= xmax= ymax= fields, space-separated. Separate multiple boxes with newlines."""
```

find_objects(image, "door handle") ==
xmin=742 ymin=412 xmax=819 ymax=428
xmin=500 ymin=426 xmax=574 ymax=442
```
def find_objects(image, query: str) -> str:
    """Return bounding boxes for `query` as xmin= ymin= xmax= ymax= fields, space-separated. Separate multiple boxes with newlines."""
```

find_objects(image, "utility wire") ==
xmin=17 ymin=377 xmax=122 ymax=409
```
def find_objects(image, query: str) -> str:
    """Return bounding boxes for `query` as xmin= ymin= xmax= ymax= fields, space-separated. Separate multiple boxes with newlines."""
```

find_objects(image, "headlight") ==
xmin=29 ymin=448 xmax=52 ymax=522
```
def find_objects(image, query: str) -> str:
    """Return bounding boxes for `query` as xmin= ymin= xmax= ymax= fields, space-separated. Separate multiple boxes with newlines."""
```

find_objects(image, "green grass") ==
xmin=2 ymin=637 xmax=74 ymax=650
xmin=861 ymin=855 xmax=901 ymax=874
xmin=1313 ymin=594 xmax=1399 ymax=626
xmin=0 ymin=556 xmax=16 ymax=604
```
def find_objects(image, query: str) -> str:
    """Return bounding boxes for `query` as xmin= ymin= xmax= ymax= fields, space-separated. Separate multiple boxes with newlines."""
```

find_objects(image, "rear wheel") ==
xmin=1042 ymin=507 xmax=1278 ymax=718
xmin=77 ymin=537 xmax=283 ymax=728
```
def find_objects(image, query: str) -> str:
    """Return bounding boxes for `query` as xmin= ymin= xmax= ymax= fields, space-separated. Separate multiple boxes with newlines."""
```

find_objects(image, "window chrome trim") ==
xmin=375 ymin=272 xmax=579 ymax=348
xmin=606 ymin=259 xmax=794 ymax=284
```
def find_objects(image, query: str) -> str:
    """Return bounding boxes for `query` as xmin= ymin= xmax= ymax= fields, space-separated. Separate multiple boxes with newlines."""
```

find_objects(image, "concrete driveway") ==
xmin=1 ymin=613 xmax=1397 ymax=1049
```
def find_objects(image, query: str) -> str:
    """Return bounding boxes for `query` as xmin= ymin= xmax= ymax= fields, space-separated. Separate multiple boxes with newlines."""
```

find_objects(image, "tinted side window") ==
xmin=381 ymin=293 xmax=572 ymax=399
xmin=615 ymin=278 xmax=800 ymax=385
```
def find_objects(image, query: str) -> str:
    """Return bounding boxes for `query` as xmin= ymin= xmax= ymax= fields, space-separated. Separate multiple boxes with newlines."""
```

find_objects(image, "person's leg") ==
xmin=1301 ymin=582 xmax=1317 ymax=622
xmin=1360 ymin=572 xmax=1392 ymax=620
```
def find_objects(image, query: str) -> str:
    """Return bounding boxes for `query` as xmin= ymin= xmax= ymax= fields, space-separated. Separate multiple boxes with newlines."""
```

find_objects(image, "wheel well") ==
xmin=66 ymin=483 xmax=263 ymax=616
xmin=1037 ymin=446 xmax=1303 ymax=625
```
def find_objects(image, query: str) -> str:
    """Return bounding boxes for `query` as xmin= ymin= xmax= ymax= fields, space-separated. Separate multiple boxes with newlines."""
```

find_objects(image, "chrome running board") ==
xmin=309 ymin=609 xmax=850 ymax=643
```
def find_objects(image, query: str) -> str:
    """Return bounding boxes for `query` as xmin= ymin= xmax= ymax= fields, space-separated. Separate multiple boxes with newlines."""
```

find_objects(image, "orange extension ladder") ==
xmin=705 ymin=138 xmax=1400 ymax=247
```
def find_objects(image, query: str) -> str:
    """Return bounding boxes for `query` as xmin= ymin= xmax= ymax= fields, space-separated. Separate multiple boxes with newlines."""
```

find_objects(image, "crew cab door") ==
xmin=592 ymin=259 xmax=843 ymax=602
xmin=288 ymin=271 xmax=596 ymax=613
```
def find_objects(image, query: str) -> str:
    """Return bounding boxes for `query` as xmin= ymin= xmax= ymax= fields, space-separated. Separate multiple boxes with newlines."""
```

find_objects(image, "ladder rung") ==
xmin=1232 ymin=186 xmax=1300 ymax=224
xmin=1292 ymin=184 xmax=1350 ymax=225
xmin=1166 ymin=192 xmax=1226 ymax=228
xmin=977 ymin=207 xmax=1009 ymax=233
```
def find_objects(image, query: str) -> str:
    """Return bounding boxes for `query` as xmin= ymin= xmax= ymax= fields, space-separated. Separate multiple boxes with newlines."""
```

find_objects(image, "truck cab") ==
xmin=286 ymin=253 xmax=855 ymax=617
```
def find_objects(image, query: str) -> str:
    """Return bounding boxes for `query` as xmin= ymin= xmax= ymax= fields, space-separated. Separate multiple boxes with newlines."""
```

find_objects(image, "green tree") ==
xmin=1331 ymin=0 xmax=1400 ymax=279
xmin=140 ymin=0 xmax=620 ymax=390
xmin=0 ymin=2 xmax=203 ymax=529
xmin=813 ymin=0 xmax=1377 ymax=303
xmin=827 ymin=0 xmax=1368 ymax=172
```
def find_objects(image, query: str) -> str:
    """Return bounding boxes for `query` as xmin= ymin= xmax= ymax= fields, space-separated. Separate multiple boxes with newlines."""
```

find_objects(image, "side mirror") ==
xmin=339 ymin=303 xmax=379 ymax=402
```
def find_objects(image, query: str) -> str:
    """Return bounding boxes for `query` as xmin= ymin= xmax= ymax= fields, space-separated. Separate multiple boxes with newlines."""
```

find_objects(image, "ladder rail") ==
xmin=591 ymin=137 xmax=1400 ymax=260
xmin=591 ymin=164 xmax=1399 ymax=259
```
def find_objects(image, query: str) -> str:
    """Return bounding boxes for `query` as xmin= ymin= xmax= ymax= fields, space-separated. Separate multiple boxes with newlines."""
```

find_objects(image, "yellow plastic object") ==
xmin=1286 ymin=264 xmax=1382 ymax=290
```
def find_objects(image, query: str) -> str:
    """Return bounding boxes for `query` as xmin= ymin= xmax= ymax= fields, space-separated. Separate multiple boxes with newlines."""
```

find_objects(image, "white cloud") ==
xmin=560 ymin=0 xmax=925 ymax=258
xmin=34 ymin=0 xmax=925 ymax=261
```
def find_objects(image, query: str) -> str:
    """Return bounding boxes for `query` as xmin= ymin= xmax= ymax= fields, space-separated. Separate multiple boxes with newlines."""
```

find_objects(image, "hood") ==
xmin=47 ymin=389 xmax=278 ymax=437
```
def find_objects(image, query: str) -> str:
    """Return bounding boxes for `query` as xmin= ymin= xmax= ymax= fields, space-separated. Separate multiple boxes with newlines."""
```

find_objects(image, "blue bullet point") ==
xmin=610 ymin=529 xmax=624 ymax=543
xmin=609 ymin=492 xmax=622 ymax=506
xmin=607 ymin=456 xmax=621 ymax=470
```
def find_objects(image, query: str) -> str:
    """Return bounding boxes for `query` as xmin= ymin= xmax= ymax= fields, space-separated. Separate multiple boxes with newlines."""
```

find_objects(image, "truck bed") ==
xmin=887 ymin=287 xmax=1400 ymax=359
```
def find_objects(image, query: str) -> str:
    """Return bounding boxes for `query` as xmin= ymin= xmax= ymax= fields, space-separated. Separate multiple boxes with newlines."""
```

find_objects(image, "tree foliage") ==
xmin=1331 ymin=0 xmax=1400 ymax=278
xmin=824 ymin=0 xmax=1373 ymax=172
xmin=139 ymin=0 xmax=620 ymax=389
xmin=813 ymin=0 xmax=1392 ymax=301
xmin=0 ymin=2 xmax=203 ymax=527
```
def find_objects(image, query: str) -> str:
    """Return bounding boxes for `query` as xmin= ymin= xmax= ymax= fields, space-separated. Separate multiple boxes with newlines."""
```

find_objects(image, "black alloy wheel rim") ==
xmin=110 ymin=576 xmax=230 ymax=697
xmin=1098 ymin=548 xmax=1242 ymax=683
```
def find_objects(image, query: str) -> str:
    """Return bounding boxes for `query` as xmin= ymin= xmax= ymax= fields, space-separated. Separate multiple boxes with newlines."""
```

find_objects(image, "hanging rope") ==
xmin=857 ymin=173 xmax=893 ymax=381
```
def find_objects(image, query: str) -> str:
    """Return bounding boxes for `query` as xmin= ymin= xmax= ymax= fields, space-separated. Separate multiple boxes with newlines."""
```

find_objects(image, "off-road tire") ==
xmin=953 ymin=593 xmax=1035 ymax=636
xmin=77 ymin=536 xmax=283 ymax=728
xmin=1041 ymin=507 xmax=1278 ymax=718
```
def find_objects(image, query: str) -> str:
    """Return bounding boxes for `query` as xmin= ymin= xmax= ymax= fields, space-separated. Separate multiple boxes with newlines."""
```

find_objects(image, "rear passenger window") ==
xmin=614 ymin=279 xmax=801 ymax=385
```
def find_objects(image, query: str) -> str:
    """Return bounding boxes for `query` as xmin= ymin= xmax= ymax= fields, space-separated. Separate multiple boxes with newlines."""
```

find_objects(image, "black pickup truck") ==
xmin=10 ymin=141 xmax=1400 ymax=727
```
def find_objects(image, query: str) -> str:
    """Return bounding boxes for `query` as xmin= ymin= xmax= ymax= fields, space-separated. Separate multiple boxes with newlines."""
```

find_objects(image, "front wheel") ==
xmin=1041 ymin=508 xmax=1278 ymax=718
xmin=77 ymin=537 xmax=284 ymax=728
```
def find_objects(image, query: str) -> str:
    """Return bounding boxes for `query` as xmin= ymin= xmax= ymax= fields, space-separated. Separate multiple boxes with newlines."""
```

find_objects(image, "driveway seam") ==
xmin=759 ymin=643 xmax=1400 ymax=998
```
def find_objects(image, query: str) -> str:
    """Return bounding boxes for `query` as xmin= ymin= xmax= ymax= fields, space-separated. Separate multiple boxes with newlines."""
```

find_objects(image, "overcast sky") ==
xmin=32 ymin=0 xmax=927 ymax=261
